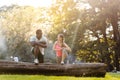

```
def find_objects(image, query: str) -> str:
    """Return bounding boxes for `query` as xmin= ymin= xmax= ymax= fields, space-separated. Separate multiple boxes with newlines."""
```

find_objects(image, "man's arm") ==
xmin=30 ymin=41 xmax=47 ymax=48
xmin=30 ymin=41 xmax=37 ymax=47
xmin=37 ymin=41 xmax=47 ymax=48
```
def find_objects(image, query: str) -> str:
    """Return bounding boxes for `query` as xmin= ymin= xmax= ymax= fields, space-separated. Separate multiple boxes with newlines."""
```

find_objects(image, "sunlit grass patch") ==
xmin=0 ymin=73 xmax=120 ymax=80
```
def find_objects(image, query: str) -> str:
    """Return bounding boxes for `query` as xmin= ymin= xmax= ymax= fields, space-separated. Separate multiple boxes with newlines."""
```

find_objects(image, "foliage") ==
xmin=83 ymin=0 xmax=120 ymax=70
xmin=0 ymin=5 xmax=50 ymax=62
xmin=0 ymin=0 xmax=120 ymax=71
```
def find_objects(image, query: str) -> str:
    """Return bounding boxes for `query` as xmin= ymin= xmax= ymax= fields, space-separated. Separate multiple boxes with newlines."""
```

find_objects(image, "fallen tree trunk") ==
xmin=0 ymin=60 xmax=107 ymax=77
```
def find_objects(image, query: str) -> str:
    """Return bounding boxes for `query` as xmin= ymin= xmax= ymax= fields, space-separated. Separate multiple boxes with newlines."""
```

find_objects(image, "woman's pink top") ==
xmin=55 ymin=43 xmax=62 ymax=57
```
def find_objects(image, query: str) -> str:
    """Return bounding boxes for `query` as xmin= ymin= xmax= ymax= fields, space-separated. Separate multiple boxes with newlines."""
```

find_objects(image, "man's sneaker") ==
xmin=34 ymin=58 xmax=39 ymax=65
xmin=61 ymin=61 xmax=64 ymax=65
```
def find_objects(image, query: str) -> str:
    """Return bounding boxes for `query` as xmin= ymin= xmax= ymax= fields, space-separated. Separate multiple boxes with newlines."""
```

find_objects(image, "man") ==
xmin=30 ymin=29 xmax=47 ymax=64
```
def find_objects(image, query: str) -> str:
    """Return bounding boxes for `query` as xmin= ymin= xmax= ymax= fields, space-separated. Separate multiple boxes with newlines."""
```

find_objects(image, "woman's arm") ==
xmin=64 ymin=43 xmax=72 ymax=52
xmin=53 ymin=41 xmax=57 ymax=50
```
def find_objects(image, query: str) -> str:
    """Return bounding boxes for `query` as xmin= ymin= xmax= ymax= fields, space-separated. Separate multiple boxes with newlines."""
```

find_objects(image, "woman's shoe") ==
xmin=61 ymin=61 xmax=64 ymax=65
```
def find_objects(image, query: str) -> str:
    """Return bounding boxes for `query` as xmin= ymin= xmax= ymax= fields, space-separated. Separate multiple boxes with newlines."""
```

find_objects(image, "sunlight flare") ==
xmin=0 ymin=0 xmax=53 ymax=7
xmin=19 ymin=0 xmax=53 ymax=7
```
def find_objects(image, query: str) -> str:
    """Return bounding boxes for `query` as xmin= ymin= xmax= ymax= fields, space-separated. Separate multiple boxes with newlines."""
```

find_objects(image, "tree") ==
xmin=0 ymin=5 xmax=51 ymax=62
xmin=85 ymin=0 xmax=120 ymax=70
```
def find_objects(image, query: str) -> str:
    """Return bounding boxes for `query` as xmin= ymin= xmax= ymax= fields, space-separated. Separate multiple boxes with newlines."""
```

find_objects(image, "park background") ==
xmin=0 ymin=0 xmax=120 ymax=79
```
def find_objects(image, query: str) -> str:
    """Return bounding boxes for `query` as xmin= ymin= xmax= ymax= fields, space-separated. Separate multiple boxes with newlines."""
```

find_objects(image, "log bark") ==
xmin=0 ymin=60 xmax=107 ymax=77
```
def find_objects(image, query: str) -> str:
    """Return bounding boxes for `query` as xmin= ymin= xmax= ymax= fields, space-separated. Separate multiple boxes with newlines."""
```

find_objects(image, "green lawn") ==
xmin=0 ymin=73 xmax=120 ymax=80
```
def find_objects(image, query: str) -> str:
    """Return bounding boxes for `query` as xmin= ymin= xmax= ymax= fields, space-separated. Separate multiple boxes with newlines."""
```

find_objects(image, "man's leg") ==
xmin=38 ymin=50 xmax=44 ymax=63
xmin=32 ymin=46 xmax=40 ymax=64
xmin=33 ymin=46 xmax=39 ymax=58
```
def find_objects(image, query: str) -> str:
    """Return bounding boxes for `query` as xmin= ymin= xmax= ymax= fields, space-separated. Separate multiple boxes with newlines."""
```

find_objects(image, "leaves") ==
xmin=0 ymin=0 xmax=119 ymax=70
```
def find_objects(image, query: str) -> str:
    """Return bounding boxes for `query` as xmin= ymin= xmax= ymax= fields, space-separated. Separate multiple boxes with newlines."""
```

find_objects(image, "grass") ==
xmin=0 ymin=73 xmax=120 ymax=80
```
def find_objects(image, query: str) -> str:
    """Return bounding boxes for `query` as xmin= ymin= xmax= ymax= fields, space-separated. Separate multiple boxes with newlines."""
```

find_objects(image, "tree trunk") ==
xmin=111 ymin=10 xmax=120 ymax=71
xmin=0 ymin=60 xmax=107 ymax=77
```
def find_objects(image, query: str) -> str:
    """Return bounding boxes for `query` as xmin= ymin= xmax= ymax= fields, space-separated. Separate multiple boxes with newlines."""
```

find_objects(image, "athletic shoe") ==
xmin=34 ymin=58 xmax=39 ymax=65
xmin=61 ymin=61 xmax=64 ymax=65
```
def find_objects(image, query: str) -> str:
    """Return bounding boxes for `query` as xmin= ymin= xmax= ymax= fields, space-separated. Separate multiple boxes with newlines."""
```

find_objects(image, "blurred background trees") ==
xmin=0 ymin=0 xmax=120 ymax=71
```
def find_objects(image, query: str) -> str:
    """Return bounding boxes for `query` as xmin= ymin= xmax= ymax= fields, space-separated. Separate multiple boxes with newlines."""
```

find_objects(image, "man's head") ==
xmin=36 ymin=29 xmax=42 ymax=39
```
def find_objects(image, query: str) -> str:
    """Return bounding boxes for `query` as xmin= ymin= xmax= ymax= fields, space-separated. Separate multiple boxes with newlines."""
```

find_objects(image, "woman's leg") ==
xmin=61 ymin=48 xmax=68 ymax=64
xmin=56 ymin=56 xmax=62 ymax=64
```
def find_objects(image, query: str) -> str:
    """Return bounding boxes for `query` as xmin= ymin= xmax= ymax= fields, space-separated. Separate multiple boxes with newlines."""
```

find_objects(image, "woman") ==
xmin=53 ymin=34 xmax=71 ymax=64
